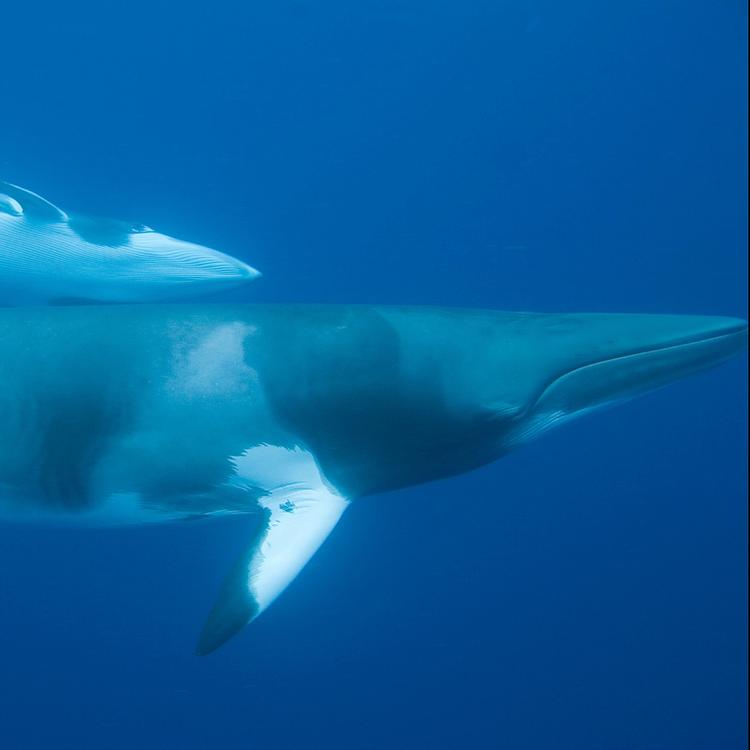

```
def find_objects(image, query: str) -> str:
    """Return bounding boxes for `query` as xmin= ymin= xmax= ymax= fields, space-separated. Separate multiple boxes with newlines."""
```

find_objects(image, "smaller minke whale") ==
xmin=0 ymin=181 xmax=260 ymax=304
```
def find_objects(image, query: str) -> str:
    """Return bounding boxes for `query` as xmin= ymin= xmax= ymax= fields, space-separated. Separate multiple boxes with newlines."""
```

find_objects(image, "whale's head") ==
xmin=429 ymin=311 xmax=747 ymax=460
xmin=105 ymin=223 xmax=261 ymax=300
xmin=64 ymin=217 xmax=261 ymax=301
xmin=262 ymin=307 xmax=746 ymax=497
xmin=338 ymin=309 xmax=749 ymax=493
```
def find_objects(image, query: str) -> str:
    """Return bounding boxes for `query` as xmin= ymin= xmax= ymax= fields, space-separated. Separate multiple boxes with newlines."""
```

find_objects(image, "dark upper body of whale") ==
xmin=0 ymin=304 xmax=745 ymax=652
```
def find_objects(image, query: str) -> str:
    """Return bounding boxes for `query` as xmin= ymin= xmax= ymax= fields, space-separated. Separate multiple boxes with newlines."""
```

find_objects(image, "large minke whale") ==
xmin=0 ymin=305 xmax=745 ymax=653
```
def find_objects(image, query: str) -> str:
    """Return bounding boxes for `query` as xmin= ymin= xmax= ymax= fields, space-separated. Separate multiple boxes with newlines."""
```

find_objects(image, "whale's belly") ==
xmin=0 ymin=316 xmax=282 ymax=525
xmin=0 ymin=402 xmax=268 ymax=526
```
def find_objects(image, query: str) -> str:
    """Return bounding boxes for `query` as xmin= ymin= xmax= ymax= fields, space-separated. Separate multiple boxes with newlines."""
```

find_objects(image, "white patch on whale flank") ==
xmin=167 ymin=322 xmax=257 ymax=398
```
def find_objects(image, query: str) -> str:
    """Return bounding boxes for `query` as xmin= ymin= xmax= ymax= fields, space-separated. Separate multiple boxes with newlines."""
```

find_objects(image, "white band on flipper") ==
xmin=197 ymin=445 xmax=349 ymax=654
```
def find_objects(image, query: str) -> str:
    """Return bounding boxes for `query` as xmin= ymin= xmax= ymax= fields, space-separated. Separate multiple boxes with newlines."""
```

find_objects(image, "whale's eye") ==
xmin=131 ymin=223 xmax=153 ymax=233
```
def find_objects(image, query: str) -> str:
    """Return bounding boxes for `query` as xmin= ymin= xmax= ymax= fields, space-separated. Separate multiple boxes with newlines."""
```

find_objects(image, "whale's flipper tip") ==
xmin=195 ymin=513 xmax=267 ymax=656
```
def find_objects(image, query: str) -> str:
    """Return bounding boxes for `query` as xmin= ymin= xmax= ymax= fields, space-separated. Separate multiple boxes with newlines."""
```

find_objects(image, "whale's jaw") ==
xmin=502 ymin=315 xmax=748 ymax=445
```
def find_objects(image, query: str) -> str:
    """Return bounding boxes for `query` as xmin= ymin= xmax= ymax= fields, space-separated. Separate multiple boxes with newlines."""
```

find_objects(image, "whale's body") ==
xmin=0 ymin=182 xmax=259 ymax=304
xmin=0 ymin=304 xmax=745 ymax=652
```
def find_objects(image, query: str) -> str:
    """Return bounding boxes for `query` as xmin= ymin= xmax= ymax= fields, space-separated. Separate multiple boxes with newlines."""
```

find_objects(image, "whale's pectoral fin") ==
xmin=196 ymin=446 xmax=350 ymax=655
xmin=0 ymin=182 xmax=68 ymax=223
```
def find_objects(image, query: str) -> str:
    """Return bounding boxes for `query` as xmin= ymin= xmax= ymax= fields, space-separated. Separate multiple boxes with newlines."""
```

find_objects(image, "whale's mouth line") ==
xmin=522 ymin=323 xmax=748 ymax=418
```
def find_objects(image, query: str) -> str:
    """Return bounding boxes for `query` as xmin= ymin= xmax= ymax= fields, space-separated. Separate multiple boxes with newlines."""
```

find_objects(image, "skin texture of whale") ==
xmin=0 ymin=304 xmax=746 ymax=653
xmin=0 ymin=182 xmax=260 ymax=304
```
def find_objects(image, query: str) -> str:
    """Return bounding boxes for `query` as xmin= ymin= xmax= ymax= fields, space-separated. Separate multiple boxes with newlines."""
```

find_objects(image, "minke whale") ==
xmin=0 ymin=305 xmax=745 ymax=653
xmin=0 ymin=182 xmax=260 ymax=304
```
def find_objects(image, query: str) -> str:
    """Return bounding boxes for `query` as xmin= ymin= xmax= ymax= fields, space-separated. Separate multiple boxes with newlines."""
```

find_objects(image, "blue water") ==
xmin=1 ymin=2 xmax=747 ymax=748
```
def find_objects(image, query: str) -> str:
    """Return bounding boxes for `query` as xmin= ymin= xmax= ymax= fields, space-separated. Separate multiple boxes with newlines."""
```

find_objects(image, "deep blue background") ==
xmin=1 ymin=1 xmax=747 ymax=748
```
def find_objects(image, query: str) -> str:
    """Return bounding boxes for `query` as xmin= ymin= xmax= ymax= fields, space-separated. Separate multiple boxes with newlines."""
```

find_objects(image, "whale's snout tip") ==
xmin=688 ymin=316 xmax=748 ymax=357
xmin=695 ymin=316 xmax=747 ymax=338
xmin=217 ymin=258 xmax=261 ymax=287
xmin=237 ymin=261 xmax=262 ymax=281
xmin=188 ymin=248 xmax=262 ymax=286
